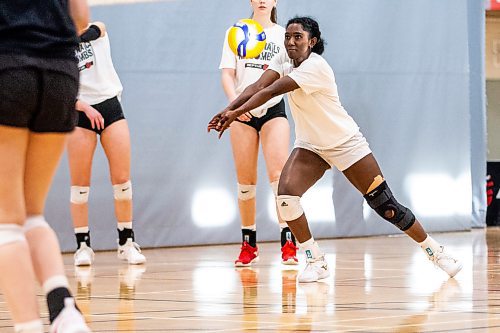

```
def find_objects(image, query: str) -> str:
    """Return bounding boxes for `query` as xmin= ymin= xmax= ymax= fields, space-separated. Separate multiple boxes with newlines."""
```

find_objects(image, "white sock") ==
xmin=117 ymin=222 xmax=133 ymax=231
xmin=14 ymin=320 xmax=43 ymax=333
xmin=279 ymin=223 xmax=288 ymax=231
xmin=74 ymin=226 xmax=89 ymax=234
xmin=43 ymin=275 xmax=69 ymax=295
xmin=242 ymin=224 xmax=256 ymax=231
xmin=419 ymin=234 xmax=442 ymax=258
xmin=299 ymin=237 xmax=324 ymax=261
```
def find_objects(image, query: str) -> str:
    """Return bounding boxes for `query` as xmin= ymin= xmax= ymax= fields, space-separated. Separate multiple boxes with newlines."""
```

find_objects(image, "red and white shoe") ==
xmin=49 ymin=298 xmax=91 ymax=333
xmin=235 ymin=241 xmax=259 ymax=267
xmin=281 ymin=240 xmax=299 ymax=265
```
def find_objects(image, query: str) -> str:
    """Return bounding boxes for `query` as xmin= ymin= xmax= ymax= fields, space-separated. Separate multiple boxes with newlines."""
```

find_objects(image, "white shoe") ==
xmin=298 ymin=256 xmax=330 ymax=283
xmin=117 ymin=238 xmax=146 ymax=264
xmin=49 ymin=298 xmax=91 ymax=333
xmin=429 ymin=246 xmax=463 ymax=278
xmin=74 ymin=243 xmax=95 ymax=266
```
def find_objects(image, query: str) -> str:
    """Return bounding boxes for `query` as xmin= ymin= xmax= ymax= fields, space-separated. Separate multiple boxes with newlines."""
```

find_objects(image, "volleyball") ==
xmin=228 ymin=19 xmax=266 ymax=59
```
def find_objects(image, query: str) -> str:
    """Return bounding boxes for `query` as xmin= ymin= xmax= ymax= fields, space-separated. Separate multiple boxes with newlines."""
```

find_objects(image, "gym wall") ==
xmin=48 ymin=0 xmax=485 ymax=251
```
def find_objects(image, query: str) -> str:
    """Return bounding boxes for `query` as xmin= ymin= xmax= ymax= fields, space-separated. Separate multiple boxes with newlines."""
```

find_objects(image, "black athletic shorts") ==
xmin=235 ymin=98 xmax=287 ymax=132
xmin=0 ymin=67 xmax=78 ymax=132
xmin=77 ymin=96 xmax=125 ymax=135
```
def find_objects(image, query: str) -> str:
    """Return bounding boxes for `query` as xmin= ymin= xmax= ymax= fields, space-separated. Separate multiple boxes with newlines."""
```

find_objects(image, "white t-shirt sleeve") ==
xmin=219 ymin=29 xmax=236 ymax=69
xmin=287 ymin=55 xmax=331 ymax=95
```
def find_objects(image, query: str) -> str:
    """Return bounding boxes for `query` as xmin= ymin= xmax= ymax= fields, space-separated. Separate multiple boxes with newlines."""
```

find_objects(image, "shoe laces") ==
xmin=305 ymin=257 xmax=327 ymax=270
xmin=435 ymin=249 xmax=457 ymax=264
xmin=428 ymin=247 xmax=459 ymax=273
xmin=282 ymin=240 xmax=298 ymax=256
xmin=129 ymin=241 xmax=142 ymax=253
xmin=122 ymin=239 xmax=142 ymax=253
xmin=239 ymin=241 xmax=256 ymax=257
xmin=75 ymin=244 xmax=93 ymax=256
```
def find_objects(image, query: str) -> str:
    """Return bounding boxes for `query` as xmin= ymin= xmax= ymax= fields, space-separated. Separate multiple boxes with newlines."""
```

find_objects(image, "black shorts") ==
xmin=235 ymin=98 xmax=287 ymax=132
xmin=0 ymin=67 xmax=78 ymax=132
xmin=77 ymin=96 xmax=125 ymax=135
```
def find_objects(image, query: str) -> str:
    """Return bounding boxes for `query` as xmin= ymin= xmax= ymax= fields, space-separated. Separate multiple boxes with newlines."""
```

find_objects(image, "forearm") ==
xmin=226 ymin=83 xmax=260 ymax=111
xmin=68 ymin=0 xmax=89 ymax=32
xmin=233 ymin=88 xmax=276 ymax=117
xmin=75 ymin=100 xmax=90 ymax=113
xmin=232 ymin=76 xmax=298 ymax=116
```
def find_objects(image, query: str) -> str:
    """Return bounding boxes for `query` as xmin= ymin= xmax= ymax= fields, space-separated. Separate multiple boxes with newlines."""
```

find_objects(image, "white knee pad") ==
xmin=70 ymin=186 xmax=90 ymax=204
xmin=277 ymin=195 xmax=304 ymax=221
xmin=237 ymin=183 xmax=256 ymax=201
xmin=113 ymin=180 xmax=132 ymax=200
xmin=0 ymin=224 xmax=26 ymax=247
xmin=23 ymin=215 xmax=50 ymax=233
xmin=270 ymin=180 xmax=279 ymax=197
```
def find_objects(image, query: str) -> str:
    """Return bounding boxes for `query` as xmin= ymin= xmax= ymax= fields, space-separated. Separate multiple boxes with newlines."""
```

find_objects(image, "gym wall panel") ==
xmin=47 ymin=0 xmax=484 ymax=251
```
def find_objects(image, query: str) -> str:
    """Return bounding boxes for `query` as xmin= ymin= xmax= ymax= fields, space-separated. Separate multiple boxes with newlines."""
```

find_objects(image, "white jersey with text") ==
xmin=76 ymin=33 xmax=123 ymax=105
xmin=219 ymin=23 xmax=285 ymax=117
xmin=268 ymin=52 xmax=359 ymax=149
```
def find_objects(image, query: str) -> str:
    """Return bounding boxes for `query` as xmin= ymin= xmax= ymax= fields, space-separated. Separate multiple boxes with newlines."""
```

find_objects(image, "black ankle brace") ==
xmin=118 ymin=228 xmax=134 ymax=246
xmin=75 ymin=232 xmax=90 ymax=249
xmin=47 ymin=287 xmax=73 ymax=323
xmin=280 ymin=227 xmax=296 ymax=247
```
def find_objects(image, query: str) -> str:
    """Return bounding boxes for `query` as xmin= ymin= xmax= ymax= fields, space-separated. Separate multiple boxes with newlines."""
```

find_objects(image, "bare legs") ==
xmin=100 ymin=120 xmax=132 ymax=223
xmin=230 ymin=122 xmax=259 ymax=229
xmin=260 ymin=117 xmax=290 ymax=226
xmin=0 ymin=126 xmax=39 ymax=324
xmin=342 ymin=154 xmax=427 ymax=243
xmin=0 ymin=126 xmax=75 ymax=327
xmin=67 ymin=119 xmax=133 ymax=230
xmin=24 ymin=133 xmax=70 ymax=287
xmin=67 ymin=127 xmax=97 ymax=230
xmin=277 ymin=148 xmax=330 ymax=243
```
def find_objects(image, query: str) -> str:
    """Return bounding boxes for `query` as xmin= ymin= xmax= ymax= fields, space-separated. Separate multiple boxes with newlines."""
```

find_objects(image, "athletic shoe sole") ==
xmin=281 ymin=258 xmax=299 ymax=265
xmin=235 ymin=256 xmax=259 ymax=267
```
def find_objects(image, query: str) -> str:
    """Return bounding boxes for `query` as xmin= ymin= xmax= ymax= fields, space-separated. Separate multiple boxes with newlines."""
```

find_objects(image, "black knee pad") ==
xmin=363 ymin=181 xmax=415 ymax=231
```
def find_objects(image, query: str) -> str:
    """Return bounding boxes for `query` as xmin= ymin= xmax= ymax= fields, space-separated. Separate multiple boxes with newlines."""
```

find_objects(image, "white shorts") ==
xmin=294 ymin=131 xmax=372 ymax=171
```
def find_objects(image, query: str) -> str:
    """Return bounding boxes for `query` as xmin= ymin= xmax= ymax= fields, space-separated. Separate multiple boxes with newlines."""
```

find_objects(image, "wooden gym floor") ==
xmin=0 ymin=228 xmax=498 ymax=332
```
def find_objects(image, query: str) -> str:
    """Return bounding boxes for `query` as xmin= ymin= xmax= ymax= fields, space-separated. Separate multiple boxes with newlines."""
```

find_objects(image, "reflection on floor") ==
xmin=0 ymin=228 xmax=499 ymax=332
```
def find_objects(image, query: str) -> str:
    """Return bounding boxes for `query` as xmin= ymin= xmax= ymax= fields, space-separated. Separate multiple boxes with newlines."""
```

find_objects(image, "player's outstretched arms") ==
xmin=226 ymin=70 xmax=280 ymax=112
xmin=208 ymin=75 xmax=299 ymax=138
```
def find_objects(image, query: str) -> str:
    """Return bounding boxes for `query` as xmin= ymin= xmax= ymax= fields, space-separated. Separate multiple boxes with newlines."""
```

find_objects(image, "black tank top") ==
xmin=0 ymin=0 xmax=78 ymax=59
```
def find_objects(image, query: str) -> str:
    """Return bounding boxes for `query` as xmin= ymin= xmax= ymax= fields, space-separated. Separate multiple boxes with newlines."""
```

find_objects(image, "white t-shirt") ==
xmin=219 ymin=23 xmax=285 ymax=117
xmin=76 ymin=33 xmax=123 ymax=105
xmin=268 ymin=52 xmax=359 ymax=149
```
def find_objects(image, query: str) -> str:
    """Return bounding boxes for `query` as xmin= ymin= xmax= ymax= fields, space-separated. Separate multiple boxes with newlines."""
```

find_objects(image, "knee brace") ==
xmin=277 ymin=195 xmax=304 ymax=221
xmin=364 ymin=181 xmax=415 ymax=231
xmin=23 ymin=215 xmax=50 ymax=233
xmin=0 ymin=224 xmax=26 ymax=247
xmin=113 ymin=180 xmax=132 ymax=200
xmin=270 ymin=180 xmax=279 ymax=197
xmin=70 ymin=186 xmax=90 ymax=204
xmin=237 ymin=183 xmax=256 ymax=201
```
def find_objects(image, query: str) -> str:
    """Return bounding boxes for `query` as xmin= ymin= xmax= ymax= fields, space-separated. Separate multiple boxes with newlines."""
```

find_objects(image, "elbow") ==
xmin=74 ymin=16 xmax=89 ymax=33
